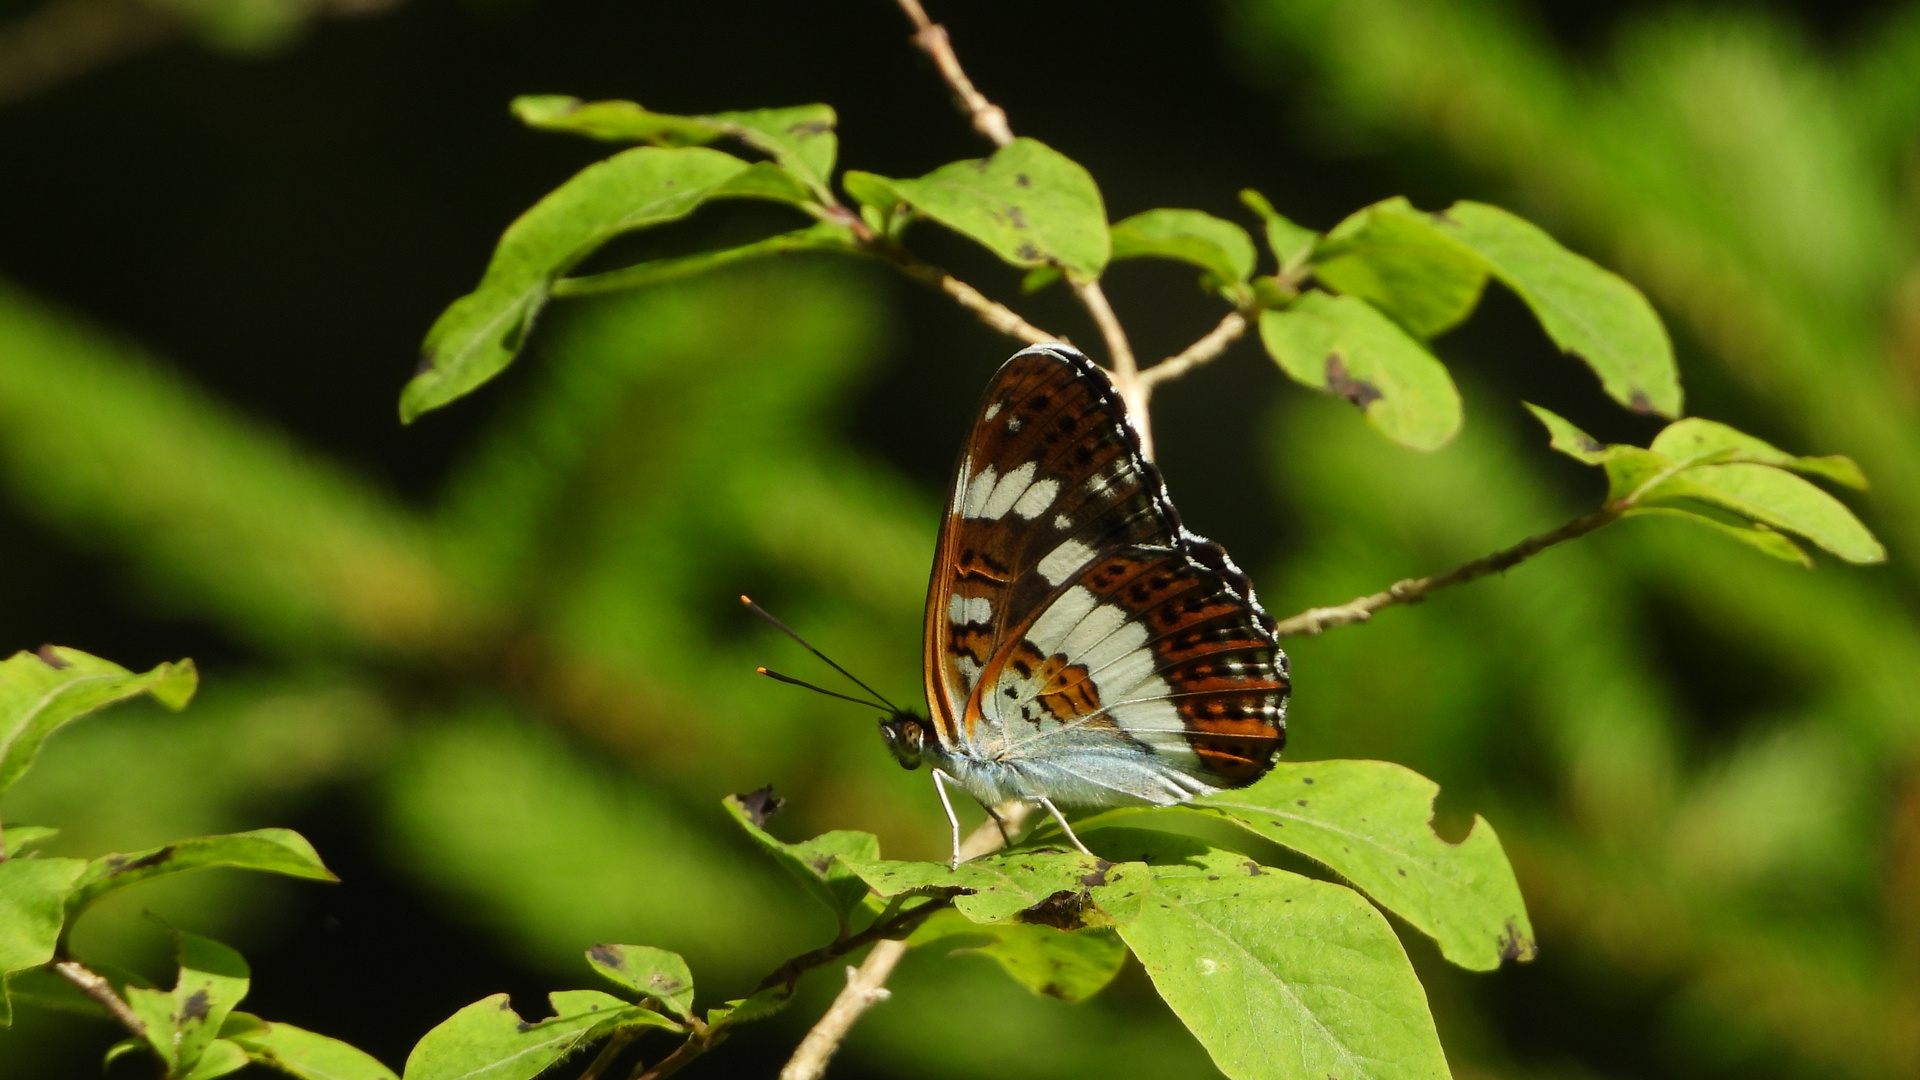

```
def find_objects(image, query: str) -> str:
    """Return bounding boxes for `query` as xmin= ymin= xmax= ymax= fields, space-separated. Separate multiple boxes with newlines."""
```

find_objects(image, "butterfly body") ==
xmin=903 ymin=345 xmax=1290 ymax=857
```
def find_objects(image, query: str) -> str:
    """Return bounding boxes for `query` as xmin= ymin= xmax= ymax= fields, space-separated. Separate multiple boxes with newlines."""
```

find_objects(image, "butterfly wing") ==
xmin=923 ymin=345 xmax=1288 ymax=806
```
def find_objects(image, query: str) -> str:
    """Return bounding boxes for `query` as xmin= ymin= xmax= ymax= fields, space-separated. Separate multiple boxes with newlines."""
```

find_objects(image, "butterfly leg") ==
xmin=930 ymin=768 xmax=964 ymax=870
xmin=1036 ymin=796 xmax=1094 ymax=856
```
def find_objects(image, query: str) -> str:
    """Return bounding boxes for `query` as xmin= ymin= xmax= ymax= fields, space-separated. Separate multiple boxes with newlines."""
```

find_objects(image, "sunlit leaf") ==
xmin=1312 ymin=197 xmax=1488 ymax=337
xmin=1625 ymin=507 xmax=1811 ymax=567
xmin=513 ymin=97 xmax=838 ymax=195
xmin=1649 ymin=417 xmax=1867 ymax=489
xmin=1109 ymin=209 xmax=1257 ymax=293
xmin=1435 ymin=201 xmax=1680 ymax=417
xmin=1187 ymin=760 xmax=1536 ymax=971
xmin=552 ymin=222 xmax=856 ymax=298
xmin=65 ymin=827 xmax=335 ymax=916
xmin=1099 ymin=832 xmax=1449 ymax=1080
xmin=1524 ymin=404 xmax=1676 ymax=501
xmin=909 ymin=909 xmax=1128 ymax=1002
xmin=721 ymin=789 xmax=878 ymax=932
xmin=1239 ymin=188 xmax=1318 ymax=271
xmin=1645 ymin=463 xmax=1885 ymax=564
xmin=2 ymin=825 xmax=57 ymax=858
xmin=404 ymin=146 xmax=762 ymax=422
xmin=0 ymin=646 xmax=195 ymax=795
xmin=586 ymin=944 xmax=694 ymax=1020
xmin=1259 ymin=292 xmax=1462 ymax=450
xmin=127 ymin=932 xmax=251 ymax=1076
xmin=181 ymin=1038 xmax=251 ymax=1080
xmin=840 ymin=850 xmax=1149 ymax=928
xmin=847 ymin=138 xmax=1109 ymax=278
xmin=403 ymin=990 xmax=675 ymax=1080
xmin=222 ymin=1012 xmax=400 ymax=1080
xmin=0 ymin=857 xmax=87 ymax=1003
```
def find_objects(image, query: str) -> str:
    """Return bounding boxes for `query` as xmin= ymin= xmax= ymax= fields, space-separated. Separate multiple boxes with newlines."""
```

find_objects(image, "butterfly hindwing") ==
xmin=923 ymin=345 xmax=1288 ymax=805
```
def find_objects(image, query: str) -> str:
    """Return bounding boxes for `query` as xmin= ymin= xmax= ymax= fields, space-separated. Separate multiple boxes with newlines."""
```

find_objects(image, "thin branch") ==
xmin=580 ymin=1030 xmax=636 ymax=1080
xmin=1070 ymin=279 xmax=1152 ymax=456
xmin=1140 ymin=311 xmax=1250 ymax=394
xmin=53 ymin=960 xmax=145 ymax=1038
xmin=1271 ymin=504 xmax=1625 ymax=637
xmin=894 ymin=0 xmax=1013 ymax=147
xmin=749 ymin=892 xmax=954 ymax=997
xmin=874 ymin=242 xmax=1060 ymax=346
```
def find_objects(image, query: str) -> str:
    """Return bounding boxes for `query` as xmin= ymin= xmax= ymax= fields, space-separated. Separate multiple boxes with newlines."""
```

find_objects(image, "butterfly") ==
xmin=753 ymin=344 xmax=1289 ymax=867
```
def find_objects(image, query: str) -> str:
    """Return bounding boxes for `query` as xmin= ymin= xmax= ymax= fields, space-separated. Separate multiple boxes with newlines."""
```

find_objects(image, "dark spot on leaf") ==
xmin=34 ymin=645 xmax=69 ymax=669
xmin=105 ymin=846 xmax=174 ymax=875
xmin=1296 ymin=800 xmax=1308 ymax=807
xmin=1018 ymin=889 xmax=1092 ymax=930
xmin=516 ymin=1021 xmax=534 ymax=1033
xmin=1576 ymin=433 xmax=1606 ymax=453
xmin=588 ymin=944 xmax=623 ymax=970
xmin=1015 ymin=242 xmax=1041 ymax=261
xmin=735 ymin=786 xmax=785 ymax=828
xmin=180 ymin=989 xmax=211 ymax=1023
xmin=412 ymin=353 xmax=436 ymax=378
xmin=1038 ymin=982 xmax=1068 ymax=1000
xmin=1498 ymin=919 xmax=1538 ymax=963
xmin=1244 ymin=861 xmax=1268 ymax=876
xmin=1015 ymin=173 xmax=1031 ymax=187
xmin=1429 ymin=209 xmax=1458 ymax=225
xmin=804 ymin=855 xmax=835 ymax=875
xmin=1324 ymin=354 xmax=1383 ymax=409
xmin=1628 ymin=390 xmax=1655 ymax=415
xmin=1207 ymin=875 xmax=1220 ymax=881
xmin=788 ymin=120 xmax=833 ymax=136
xmin=648 ymin=975 xmax=684 ymax=994
xmin=1077 ymin=860 xmax=1117 ymax=888
xmin=1397 ymin=868 xmax=1407 ymax=877
xmin=497 ymin=999 xmax=516 ymax=1010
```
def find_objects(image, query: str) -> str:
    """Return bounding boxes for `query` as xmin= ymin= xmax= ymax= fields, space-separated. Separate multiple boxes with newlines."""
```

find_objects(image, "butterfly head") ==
xmin=878 ymin=710 xmax=929 ymax=770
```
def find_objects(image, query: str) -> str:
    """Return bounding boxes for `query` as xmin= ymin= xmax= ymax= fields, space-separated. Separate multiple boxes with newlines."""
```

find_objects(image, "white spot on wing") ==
xmin=956 ymin=655 xmax=982 ymax=690
xmin=1026 ymin=586 xmax=1097 ymax=654
xmin=962 ymin=463 xmax=998 ymax=518
xmin=1038 ymin=538 xmax=1096 ymax=585
xmin=948 ymin=594 xmax=992 ymax=625
xmin=980 ymin=462 xmax=1037 ymax=520
xmin=984 ymin=402 xmax=1002 ymax=420
xmin=1012 ymin=478 xmax=1059 ymax=520
xmin=1054 ymin=513 xmax=1073 ymax=530
xmin=1007 ymin=416 xmax=1024 ymax=433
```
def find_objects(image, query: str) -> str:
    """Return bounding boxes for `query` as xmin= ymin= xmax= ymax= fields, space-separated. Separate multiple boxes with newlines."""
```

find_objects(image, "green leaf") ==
xmin=67 ymin=828 xmax=336 ymax=916
xmin=840 ymin=850 xmax=1149 ymax=928
xmin=403 ymin=990 xmax=675 ymax=1080
xmin=1625 ymin=507 xmax=1811 ymax=567
xmin=512 ymin=97 xmax=838 ymax=196
xmin=1648 ymin=417 xmax=1868 ymax=490
xmin=222 ymin=1012 xmax=400 ymax=1080
xmin=704 ymin=984 xmax=790 ymax=1027
xmin=1239 ymin=189 xmax=1317 ymax=272
xmin=0 ymin=856 xmax=87 ymax=988
xmin=1311 ymin=197 xmax=1489 ymax=338
xmin=1187 ymin=760 xmax=1535 ymax=971
xmin=1434 ymin=201 xmax=1680 ymax=417
xmin=1259 ymin=292 xmax=1462 ymax=450
xmin=1099 ymin=834 xmax=1449 ymax=1080
xmin=182 ymin=1039 xmax=252 ymax=1080
xmin=849 ymin=138 xmax=1110 ymax=279
xmin=130 ymin=932 xmax=251 ymax=1075
xmin=839 ymin=170 xmax=898 ymax=214
xmin=552 ymin=222 xmax=856 ymax=298
xmin=403 ymin=146 xmax=758 ymax=423
xmin=1523 ymin=404 xmax=1675 ymax=501
xmin=1522 ymin=402 xmax=1612 ymax=464
xmin=908 ymin=909 xmax=1127 ymax=1002
xmin=104 ymin=1037 xmax=147 ymax=1070
xmin=3 ymin=825 xmax=58 ymax=858
xmin=585 ymin=944 xmax=693 ymax=1020
xmin=0 ymin=646 xmax=196 ymax=795
xmin=1644 ymin=463 xmax=1885 ymax=564
xmin=721 ymin=790 xmax=879 ymax=931
xmin=1109 ymin=209 xmax=1257 ymax=293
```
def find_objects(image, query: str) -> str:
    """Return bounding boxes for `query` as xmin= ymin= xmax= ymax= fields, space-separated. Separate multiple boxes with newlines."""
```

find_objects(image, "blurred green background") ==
xmin=2 ymin=0 xmax=1916 ymax=1077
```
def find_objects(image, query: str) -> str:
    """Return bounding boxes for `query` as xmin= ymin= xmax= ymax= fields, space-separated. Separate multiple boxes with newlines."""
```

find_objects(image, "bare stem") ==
xmin=1140 ymin=311 xmax=1251 ymax=394
xmin=1271 ymin=504 xmax=1625 ymax=637
xmin=1069 ymin=279 xmax=1152 ymax=456
xmin=874 ymin=242 xmax=1060 ymax=346
xmin=53 ymin=960 xmax=146 ymax=1038
xmin=894 ymin=0 xmax=1013 ymax=148
xmin=580 ymin=1030 xmax=636 ymax=1080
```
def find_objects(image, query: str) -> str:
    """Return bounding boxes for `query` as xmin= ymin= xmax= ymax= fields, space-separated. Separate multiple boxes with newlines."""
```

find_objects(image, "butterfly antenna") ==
xmin=755 ymin=667 xmax=890 ymax=713
xmin=739 ymin=595 xmax=903 ymax=712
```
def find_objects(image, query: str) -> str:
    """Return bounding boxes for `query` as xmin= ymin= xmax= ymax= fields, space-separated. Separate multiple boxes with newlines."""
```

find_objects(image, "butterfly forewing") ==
xmin=923 ymin=346 xmax=1288 ymax=805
